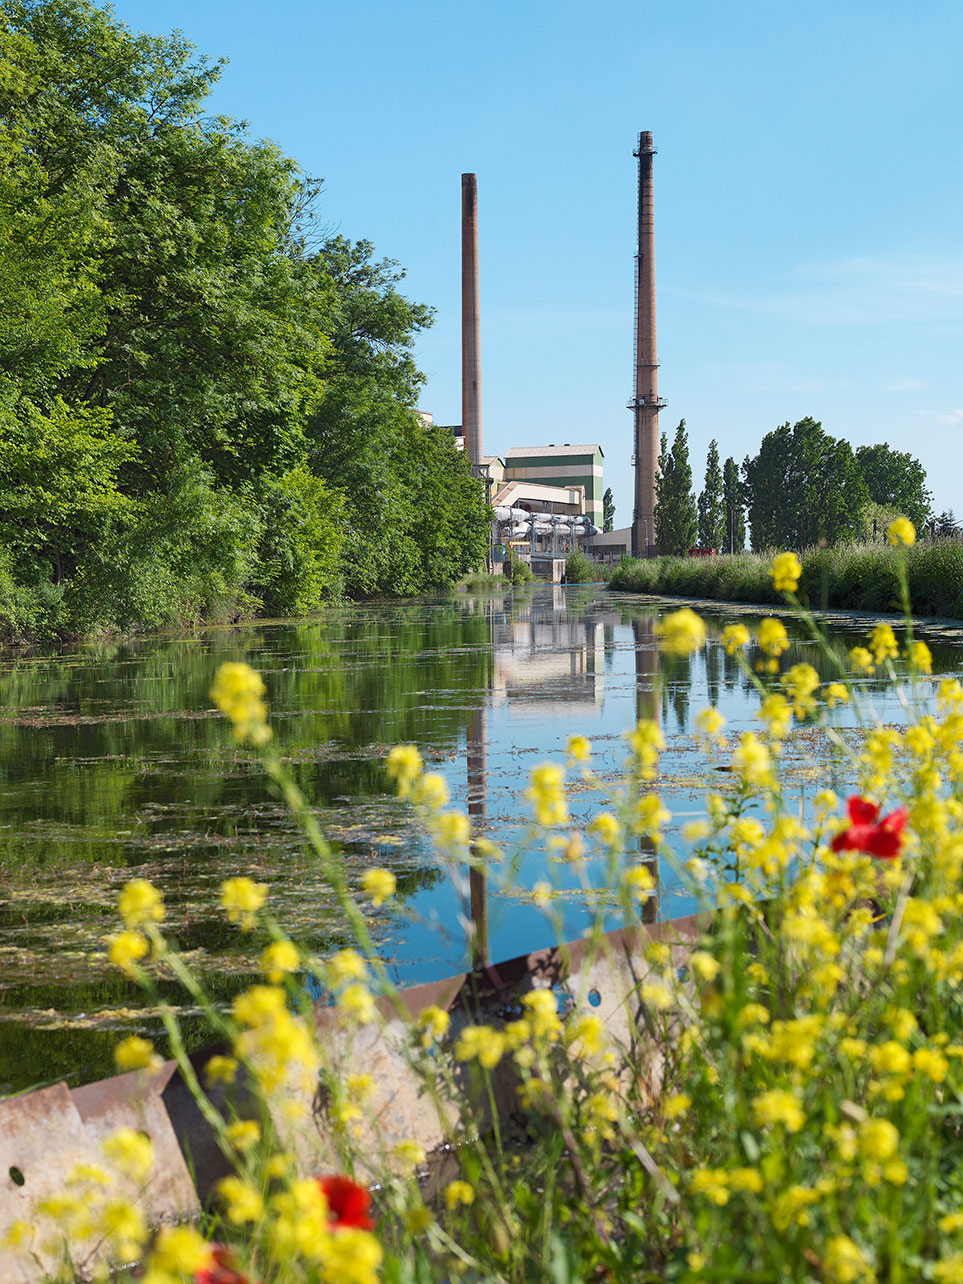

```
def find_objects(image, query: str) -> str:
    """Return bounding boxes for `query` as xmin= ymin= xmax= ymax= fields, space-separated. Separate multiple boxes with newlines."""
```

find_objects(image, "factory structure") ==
xmin=426 ymin=135 xmax=662 ymax=575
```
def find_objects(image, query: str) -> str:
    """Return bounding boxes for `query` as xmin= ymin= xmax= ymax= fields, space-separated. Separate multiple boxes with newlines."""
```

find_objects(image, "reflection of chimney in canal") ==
xmin=467 ymin=701 xmax=489 ymax=967
xmin=632 ymin=616 xmax=660 ymax=924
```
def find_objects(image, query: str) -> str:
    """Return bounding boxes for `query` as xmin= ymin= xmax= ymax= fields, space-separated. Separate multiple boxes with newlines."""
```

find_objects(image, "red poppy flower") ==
xmin=317 ymin=1174 xmax=375 ymax=1230
xmin=195 ymin=1245 xmax=254 ymax=1284
xmin=830 ymin=796 xmax=909 ymax=859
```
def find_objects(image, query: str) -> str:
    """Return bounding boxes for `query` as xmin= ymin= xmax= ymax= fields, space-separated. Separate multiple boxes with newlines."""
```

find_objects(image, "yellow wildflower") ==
xmin=525 ymin=762 xmax=569 ymax=826
xmin=782 ymin=662 xmax=820 ymax=718
xmin=906 ymin=639 xmax=932 ymax=673
xmin=455 ymin=1024 xmax=505 ymax=1069
xmin=204 ymin=1055 xmax=238 ymax=1086
xmin=887 ymin=517 xmax=915 ymax=547
xmin=913 ymin=1046 xmax=949 ymax=1082
xmin=147 ymin=1225 xmax=214 ymax=1278
xmin=849 ymin=645 xmax=875 ymax=674
xmin=859 ymin=1118 xmax=899 ymax=1162
xmin=691 ymin=1168 xmax=730 ymax=1205
xmin=118 ymin=879 xmax=165 ymax=930
xmin=752 ymin=1088 xmax=805 ymax=1133
xmin=259 ymin=939 xmax=300 ymax=983
xmin=663 ymin=1093 xmax=691 ymax=1119
xmin=417 ymin=1005 xmax=450 ymax=1045
xmin=221 ymin=877 xmax=268 ymax=931
xmin=114 ymin=1036 xmax=162 ymax=1074
xmin=225 ymin=1119 xmax=260 ymax=1151
xmin=392 ymin=1139 xmax=427 ymax=1173
xmin=210 ymin=661 xmax=271 ymax=745
xmin=824 ymin=682 xmax=850 ymax=707
xmin=361 ymin=867 xmax=396 ymax=907
xmin=107 ymin=930 xmax=149 ymax=975
xmin=102 ymin=1128 xmax=154 ymax=1183
xmin=386 ymin=743 xmax=423 ymax=797
xmin=326 ymin=949 xmax=367 ymax=985
xmin=770 ymin=551 xmax=802 ymax=592
xmin=733 ymin=731 xmax=774 ymax=787
xmin=444 ymin=1180 xmax=475 ymax=1209
xmin=522 ymin=988 xmax=562 ymax=1041
xmin=566 ymin=734 xmax=591 ymax=764
xmin=339 ymin=983 xmax=376 ymax=1025
xmin=823 ymin=1234 xmax=873 ymax=1283
xmin=721 ymin=622 xmax=751 ymax=654
xmin=695 ymin=705 xmax=726 ymax=746
xmin=868 ymin=622 xmax=899 ymax=665
xmin=690 ymin=951 xmax=720 ymax=982
xmin=411 ymin=771 xmax=450 ymax=810
xmin=656 ymin=607 xmax=706 ymax=656
xmin=217 ymin=1175 xmax=264 ymax=1224
xmin=589 ymin=812 xmax=621 ymax=846
xmin=641 ymin=979 xmax=674 ymax=1011
xmin=758 ymin=692 xmax=792 ymax=739
xmin=758 ymin=617 xmax=790 ymax=658
xmin=433 ymin=810 xmax=471 ymax=848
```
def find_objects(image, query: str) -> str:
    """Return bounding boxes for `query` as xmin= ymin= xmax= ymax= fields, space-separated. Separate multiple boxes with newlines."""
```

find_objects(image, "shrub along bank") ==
xmin=609 ymin=539 xmax=963 ymax=618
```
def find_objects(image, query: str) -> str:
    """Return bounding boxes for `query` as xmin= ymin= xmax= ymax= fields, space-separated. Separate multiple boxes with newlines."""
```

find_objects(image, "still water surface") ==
xmin=2 ymin=585 xmax=961 ymax=1093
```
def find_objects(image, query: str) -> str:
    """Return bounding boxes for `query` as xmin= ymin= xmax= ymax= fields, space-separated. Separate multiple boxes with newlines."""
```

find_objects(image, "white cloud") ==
xmin=686 ymin=253 xmax=963 ymax=326
xmin=936 ymin=409 xmax=963 ymax=427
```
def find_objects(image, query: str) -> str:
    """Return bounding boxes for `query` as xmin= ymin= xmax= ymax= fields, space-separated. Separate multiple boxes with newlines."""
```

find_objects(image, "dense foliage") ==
xmin=609 ymin=538 xmax=963 ymax=618
xmin=0 ymin=0 xmax=489 ymax=638
xmin=697 ymin=438 xmax=724 ymax=550
xmin=723 ymin=454 xmax=747 ymax=553
xmin=654 ymin=420 xmax=697 ymax=555
xmin=741 ymin=420 xmax=932 ymax=553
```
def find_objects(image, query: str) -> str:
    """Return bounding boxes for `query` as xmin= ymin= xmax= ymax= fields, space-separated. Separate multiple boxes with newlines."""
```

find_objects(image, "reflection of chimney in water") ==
xmin=632 ymin=615 xmax=660 ymax=923
xmin=466 ymin=705 xmax=488 ymax=966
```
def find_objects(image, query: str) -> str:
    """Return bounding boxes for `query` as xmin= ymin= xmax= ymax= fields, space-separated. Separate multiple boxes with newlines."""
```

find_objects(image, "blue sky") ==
xmin=112 ymin=0 xmax=963 ymax=528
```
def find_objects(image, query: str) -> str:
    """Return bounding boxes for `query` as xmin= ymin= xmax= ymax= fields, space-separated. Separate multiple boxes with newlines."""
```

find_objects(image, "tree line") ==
xmin=654 ymin=417 xmax=934 ymax=555
xmin=0 ymin=0 xmax=489 ymax=638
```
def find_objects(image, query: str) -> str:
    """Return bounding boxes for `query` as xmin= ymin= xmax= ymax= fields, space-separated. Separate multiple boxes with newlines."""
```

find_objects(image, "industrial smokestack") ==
xmin=631 ymin=131 xmax=663 ymax=558
xmin=461 ymin=173 xmax=483 ymax=465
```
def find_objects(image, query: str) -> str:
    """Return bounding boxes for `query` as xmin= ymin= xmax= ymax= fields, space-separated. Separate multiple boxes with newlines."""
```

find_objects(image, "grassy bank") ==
xmin=609 ymin=538 xmax=963 ymax=617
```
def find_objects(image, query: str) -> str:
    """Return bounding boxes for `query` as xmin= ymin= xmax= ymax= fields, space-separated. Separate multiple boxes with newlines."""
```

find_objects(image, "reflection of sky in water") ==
xmin=384 ymin=589 xmax=963 ymax=986
xmin=2 ymin=585 xmax=963 ymax=1090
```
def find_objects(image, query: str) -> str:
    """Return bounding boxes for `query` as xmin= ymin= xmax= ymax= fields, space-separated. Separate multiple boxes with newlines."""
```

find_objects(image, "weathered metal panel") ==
xmin=0 ymin=913 xmax=707 ymax=1282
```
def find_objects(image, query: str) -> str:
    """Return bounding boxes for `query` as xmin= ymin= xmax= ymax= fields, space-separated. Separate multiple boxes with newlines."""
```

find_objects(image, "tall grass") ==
xmin=609 ymin=538 xmax=963 ymax=617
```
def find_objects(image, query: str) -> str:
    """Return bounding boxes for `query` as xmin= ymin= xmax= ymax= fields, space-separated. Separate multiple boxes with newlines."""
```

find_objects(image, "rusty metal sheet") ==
xmin=0 ymin=910 xmax=708 ymax=1282
xmin=71 ymin=1060 xmax=200 ymax=1221
xmin=0 ymin=1081 xmax=108 ymax=1284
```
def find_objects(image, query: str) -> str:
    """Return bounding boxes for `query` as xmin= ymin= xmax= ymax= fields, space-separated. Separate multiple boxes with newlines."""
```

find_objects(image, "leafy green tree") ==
xmin=603 ymin=488 xmax=615 ymax=533
xmin=855 ymin=444 xmax=933 ymax=532
xmin=306 ymin=240 xmax=487 ymax=595
xmin=743 ymin=418 xmax=868 ymax=551
xmin=723 ymin=456 xmax=746 ymax=552
xmin=0 ymin=0 xmax=492 ymax=633
xmin=654 ymin=420 xmax=697 ymax=556
xmin=697 ymin=439 xmax=724 ymax=549
xmin=937 ymin=511 xmax=960 ymax=538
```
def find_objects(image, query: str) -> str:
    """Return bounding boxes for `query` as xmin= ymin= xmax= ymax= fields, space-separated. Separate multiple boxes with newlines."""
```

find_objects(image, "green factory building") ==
xmin=503 ymin=445 xmax=604 ymax=525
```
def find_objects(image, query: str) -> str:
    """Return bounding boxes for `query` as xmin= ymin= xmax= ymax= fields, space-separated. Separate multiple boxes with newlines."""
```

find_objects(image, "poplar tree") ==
xmin=654 ymin=420 xmax=697 ymax=556
xmin=697 ymin=439 xmax=724 ymax=550
xmin=603 ymin=488 xmax=615 ymax=533
xmin=723 ymin=456 xmax=746 ymax=552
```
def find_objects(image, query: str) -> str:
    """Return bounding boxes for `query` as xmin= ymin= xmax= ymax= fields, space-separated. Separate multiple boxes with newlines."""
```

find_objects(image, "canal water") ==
xmin=1 ymin=585 xmax=961 ymax=1094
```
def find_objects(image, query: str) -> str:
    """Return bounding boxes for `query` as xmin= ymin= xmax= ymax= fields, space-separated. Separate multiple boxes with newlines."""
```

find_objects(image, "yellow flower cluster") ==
xmin=770 ymin=550 xmax=802 ymax=593
xmin=210 ymin=661 xmax=272 ymax=745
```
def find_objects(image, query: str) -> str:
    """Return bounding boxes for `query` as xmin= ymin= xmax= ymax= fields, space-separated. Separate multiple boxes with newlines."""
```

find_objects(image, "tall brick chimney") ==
xmin=631 ymin=132 xmax=664 ymax=557
xmin=461 ymin=173 xmax=483 ymax=465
